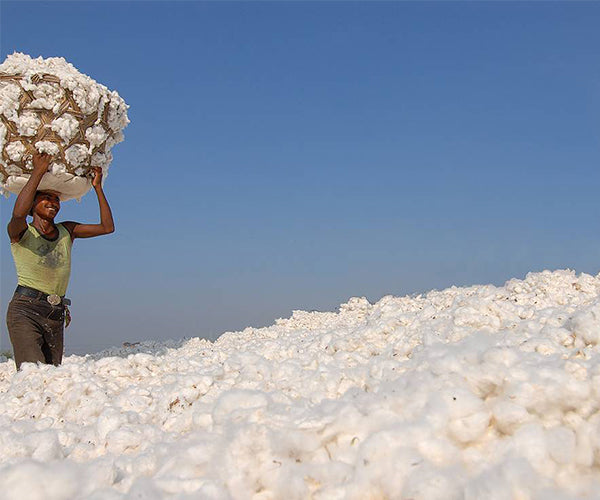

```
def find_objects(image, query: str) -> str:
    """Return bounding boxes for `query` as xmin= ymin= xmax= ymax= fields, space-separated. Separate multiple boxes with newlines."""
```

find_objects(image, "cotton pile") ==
xmin=0 ymin=53 xmax=129 ymax=201
xmin=0 ymin=269 xmax=600 ymax=499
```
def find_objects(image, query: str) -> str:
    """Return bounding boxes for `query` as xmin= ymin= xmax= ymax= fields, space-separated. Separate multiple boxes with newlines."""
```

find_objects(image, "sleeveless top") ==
xmin=11 ymin=223 xmax=72 ymax=296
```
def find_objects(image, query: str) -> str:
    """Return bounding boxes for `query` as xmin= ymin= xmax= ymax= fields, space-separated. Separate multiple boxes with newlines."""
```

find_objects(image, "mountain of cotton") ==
xmin=0 ymin=53 xmax=129 ymax=201
xmin=1 ymin=269 xmax=599 ymax=499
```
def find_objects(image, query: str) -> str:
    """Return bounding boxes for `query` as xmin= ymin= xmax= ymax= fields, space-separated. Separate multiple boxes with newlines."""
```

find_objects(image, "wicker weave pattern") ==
xmin=0 ymin=72 xmax=115 ymax=180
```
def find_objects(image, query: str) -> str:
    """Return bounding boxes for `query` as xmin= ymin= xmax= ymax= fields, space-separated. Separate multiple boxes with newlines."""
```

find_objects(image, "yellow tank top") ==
xmin=11 ymin=223 xmax=72 ymax=296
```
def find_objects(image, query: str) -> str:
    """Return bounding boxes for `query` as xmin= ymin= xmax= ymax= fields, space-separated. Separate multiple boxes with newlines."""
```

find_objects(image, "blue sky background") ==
xmin=1 ymin=1 xmax=599 ymax=354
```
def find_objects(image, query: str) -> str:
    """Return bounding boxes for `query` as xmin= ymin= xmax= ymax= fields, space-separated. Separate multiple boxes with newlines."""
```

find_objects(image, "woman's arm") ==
xmin=63 ymin=167 xmax=115 ymax=239
xmin=7 ymin=153 xmax=50 ymax=242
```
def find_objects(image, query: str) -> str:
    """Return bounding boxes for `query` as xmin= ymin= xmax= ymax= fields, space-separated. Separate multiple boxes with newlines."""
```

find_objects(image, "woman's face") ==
xmin=33 ymin=191 xmax=61 ymax=220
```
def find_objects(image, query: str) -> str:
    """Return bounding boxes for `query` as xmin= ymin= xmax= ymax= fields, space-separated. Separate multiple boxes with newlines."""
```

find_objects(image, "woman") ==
xmin=6 ymin=152 xmax=115 ymax=369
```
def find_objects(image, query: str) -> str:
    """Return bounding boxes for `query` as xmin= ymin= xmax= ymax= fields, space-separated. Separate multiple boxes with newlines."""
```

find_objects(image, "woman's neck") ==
xmin=32 ymin=217 xmax=57 ymax=236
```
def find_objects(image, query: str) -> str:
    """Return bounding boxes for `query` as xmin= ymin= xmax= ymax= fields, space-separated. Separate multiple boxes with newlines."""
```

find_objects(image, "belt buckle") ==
xmin=47 ymin=294 xmax=61 ymax=306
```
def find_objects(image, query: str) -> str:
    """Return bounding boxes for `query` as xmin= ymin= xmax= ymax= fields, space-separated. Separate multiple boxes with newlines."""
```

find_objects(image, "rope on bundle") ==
xmin=0 ymin=72 xmax=116 ymax=182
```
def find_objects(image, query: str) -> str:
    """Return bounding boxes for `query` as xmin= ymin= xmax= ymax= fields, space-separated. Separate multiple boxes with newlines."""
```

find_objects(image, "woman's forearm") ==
xmin=12 ymin=169 xmax=45 ymax=219
xmin=94 ymin=185 xmax=115 ymax=233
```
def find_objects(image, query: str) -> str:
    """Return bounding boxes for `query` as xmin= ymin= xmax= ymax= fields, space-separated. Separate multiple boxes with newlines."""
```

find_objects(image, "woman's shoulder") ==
xmin=57 ymin=221 xmax=77 ymax=241
xmin=11 ymin=224 xmax=34 ymax=245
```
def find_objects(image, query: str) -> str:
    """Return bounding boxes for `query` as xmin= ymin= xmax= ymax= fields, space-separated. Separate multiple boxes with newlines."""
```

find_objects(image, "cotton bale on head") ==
xmin=0 ymin=53 xmax=129 ymax=201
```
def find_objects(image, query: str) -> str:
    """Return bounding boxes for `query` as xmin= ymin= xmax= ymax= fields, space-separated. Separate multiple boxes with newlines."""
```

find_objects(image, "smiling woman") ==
xmin=29 ymin=190 xmax=60 ymax=217
xmin=6 ymin=152 xmax=115 ymax=370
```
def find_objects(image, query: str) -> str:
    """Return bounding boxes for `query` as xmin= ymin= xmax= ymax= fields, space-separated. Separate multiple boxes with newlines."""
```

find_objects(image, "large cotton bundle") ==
xmin=0 ymin=53 xmax=129 ymax=201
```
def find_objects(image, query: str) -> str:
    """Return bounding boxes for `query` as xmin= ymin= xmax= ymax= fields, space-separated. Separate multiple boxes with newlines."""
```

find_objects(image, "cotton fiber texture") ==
xmin=0 ymin=53 xmax=129 ymax=200
xmin=1 ymin=270 xmax=600 ymax=499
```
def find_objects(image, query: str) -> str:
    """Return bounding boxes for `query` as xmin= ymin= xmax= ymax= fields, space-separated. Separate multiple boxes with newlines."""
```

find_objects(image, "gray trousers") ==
xmin=6 ymin=292 xmax=65 ymax=370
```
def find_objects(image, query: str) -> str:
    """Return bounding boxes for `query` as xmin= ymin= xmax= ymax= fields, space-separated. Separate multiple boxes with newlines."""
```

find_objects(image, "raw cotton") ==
xmin=0 ymin=269 xmax=600 ymax=499
xmin=0 ymin=53 xmax=129 ymax=201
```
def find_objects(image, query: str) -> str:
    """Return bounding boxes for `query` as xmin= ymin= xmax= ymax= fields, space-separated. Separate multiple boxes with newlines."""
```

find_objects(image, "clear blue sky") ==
xmin=1 ymin=1 xmax=599 ymax=354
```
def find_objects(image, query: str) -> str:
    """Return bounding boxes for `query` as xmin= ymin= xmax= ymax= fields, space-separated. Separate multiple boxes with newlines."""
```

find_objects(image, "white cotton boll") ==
xmin=96 ymin=408 xmax=125 ymax=441
xmin=567 ymin=300 xmax=600 ymax=346
xmin=547 ymin=426 xmax=576 ymax=465
xmin=464 ymin=458 xmax=546 ymax=500
xmin=30 ymin=83 xmax=61 ymax=109
xmin=107 ymin=96 xmax=130 ymax=131
xmin=313 ymin=484 xmax=349 ymax=500
xmin=33 ymin=82 xmax=62 ymax=100
xmin=35 ymin=140 xmax=59 ymax=156
xmin=218 ymin=425 xmax=275 ymax=498
xmin=491 ymin=399 xmax=532 ymax=435
xmin=65 ymin=144 xmax=89 ymax=167
xmin=21 ymin=81 xmax=37 ymax=93
xmin=441 ymin=388 xmax=486 ymax=420
xmin=6 ymin=141 xmax=26 ymax=162
xmin=302 ymin=462 xmax=353 ymax=497
xmin=72 ymin=85 xmax=100 ymax=115
xmin=59 ymin=75 xmax=77 ymax=92
xmin=50 ymin=114 xmax=79 ymax=142
xmin=465 ymin=367 xmax=506 ymax=399
xmin=101 ymin=153 xmax=112 ymax=171
xmin=85 ymin=124 xmax=107 ymax=149
xmin=564 ymin=361 xmax=588 ymax=381
xmin=212 ymin=389 xmax=270 ymax=424
xmin=49 ymin=163 xmax=68 ymax=176
xmin=105 ymin=427 xmax=145 ymax=455
xmin=0 ymin=81 xmax=21 ymax=119
xmin=94 ymin=96 xmax=108 ymax=124
xmin=573 ymin=422 xmax=595 ymax=467
xmin=448 ymin=409 xmax=491 ymax=444
xmin=255 ymin=462 xmax=312 ymax=500
xmin=0 ymin=461 xmax=80 ymax=500
xmin=270 ymin=428 xmax=322 ymax=463
xmin=192 ymin=410 xmax=213 ymax=429
xmin=125 ymin=477 xmax=163 ymax=500
xmin=105 ymin=131 xmax=124 ymax=150
xmin=511 ymin=423 xmax=551 ymax=470
xmin=0 ymin=122 xmax=7 ymax=151
xmin=104 ymin=135 xmax=117 ymax=150
xmin=401 ymin=465 xmax=464 ymax=500
xmin=544 ymin=326 xmax=575 ymax=348
xmin=504 ymin=380 xmax=548 ymax=416
xmin=357 ymin=441 xmax=424 ymax=497
xmin=425 ymin=389 xmax=491 ymax=444
xmin=91 ymin=150 xmax=112 ymax=169
xmin=16 ymin=112 xmax=40 ymax=136
xmin=559 ymin=379 xmax=592 ymax=414
xmin=84 ymin=490 xmax=123 ymax=500
xmin=190 ymin=482 xmax=230 ymax=500
xmin=483 ymin=347 xmax=519 ymax=367
xmin=417 ymin=437 xmax=461 ymax=466
xmin=27 ymin=430 xmax=64 ymax=461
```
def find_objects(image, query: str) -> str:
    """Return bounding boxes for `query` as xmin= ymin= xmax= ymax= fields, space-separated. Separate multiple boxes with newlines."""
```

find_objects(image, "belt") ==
xmin=15 ymin=285 xmax=71 ymax=306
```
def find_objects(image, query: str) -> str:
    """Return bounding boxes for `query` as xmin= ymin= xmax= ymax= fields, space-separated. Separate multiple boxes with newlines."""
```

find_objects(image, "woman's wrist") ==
xmin=30 ymin=168 xmax=47 ymax=178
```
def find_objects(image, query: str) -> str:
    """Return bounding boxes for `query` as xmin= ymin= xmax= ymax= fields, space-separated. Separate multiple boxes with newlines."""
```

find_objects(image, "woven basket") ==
xmin=0 ymin=55 xmax=128 ymax=201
